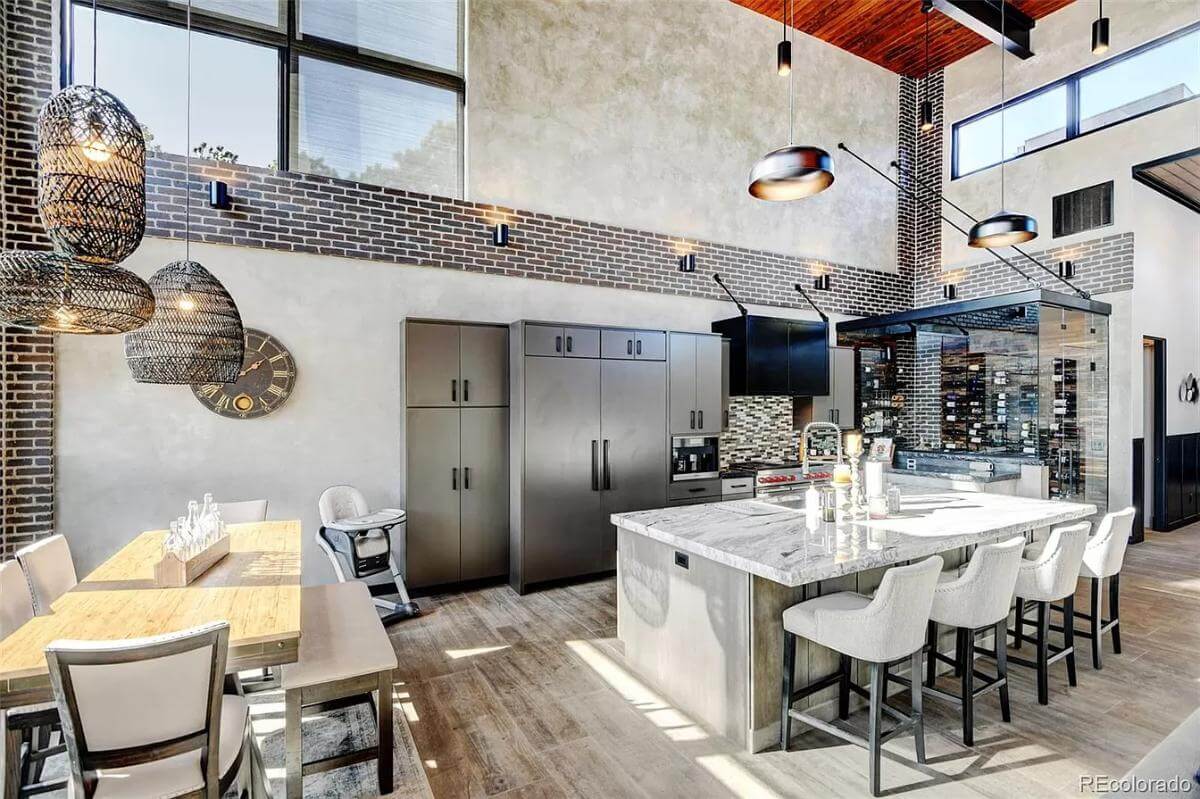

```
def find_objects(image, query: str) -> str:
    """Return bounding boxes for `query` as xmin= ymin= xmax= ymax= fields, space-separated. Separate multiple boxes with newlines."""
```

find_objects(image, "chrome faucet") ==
xmin=802 ymin=421 xmax=844 ymax=474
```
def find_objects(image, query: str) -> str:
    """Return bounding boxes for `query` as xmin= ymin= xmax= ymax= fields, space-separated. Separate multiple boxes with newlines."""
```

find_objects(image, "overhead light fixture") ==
xmin=125 ymin=0 xmax=242 ymax=383
xmin=813 ymin=274 xmax=831 ymax=291
xmin=1059 ymin=260 xmax=1076 ymax=278
xmin=943 ymin=283 xmax=958 ymax=300
xmin=0 ymin=251 xmax=154 ymax=334
xmin=1092 ymin=0 xmax=1109 ymax=54
xmin=919 ymin=0 xmax=935 ymax=132
xmin=777 ymin=6 xmax=791 ymax=76
xmin=678 ymin=253 xmax=697 ymax=273
xmin=748 ymin=0 xmax=833 ymax=201
xmin=492 ymin=223 xmax=510 ymax=246
xmin=968 ymin=1 xmax=1037 ymax=248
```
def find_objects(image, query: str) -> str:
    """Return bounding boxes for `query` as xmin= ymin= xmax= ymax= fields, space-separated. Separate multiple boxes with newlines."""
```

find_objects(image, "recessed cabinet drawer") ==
xmin=668 ymin=478 xmax=722 ymax=501
xmin=721 ymin=477 xmax=754 ymax=497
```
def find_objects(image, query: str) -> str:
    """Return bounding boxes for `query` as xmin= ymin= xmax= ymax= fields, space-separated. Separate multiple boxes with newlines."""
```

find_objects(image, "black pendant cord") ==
xmin=888 ymin=158 xmax=1090 ymax=298
xmin=924 ymin=6 xmax=930 ymax=101
xmin=787 ymin=0 xmax=794 ymax=144
xmin=837 ymin=142 xmax=1038 ymax=287
xmin=999 ymin=1 xmax=1007 ymax=210
xmin=185 ymin=0 xmax=192 ymax=262
xmin=91 ymin=0 xmax=97 ymax=86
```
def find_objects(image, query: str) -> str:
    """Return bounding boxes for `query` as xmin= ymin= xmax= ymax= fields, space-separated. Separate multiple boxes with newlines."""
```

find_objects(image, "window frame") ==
xmin=60 ymin=0 xmax=466 ymax=191
xmin=951 ymin=20 xmax=1200 ymax=180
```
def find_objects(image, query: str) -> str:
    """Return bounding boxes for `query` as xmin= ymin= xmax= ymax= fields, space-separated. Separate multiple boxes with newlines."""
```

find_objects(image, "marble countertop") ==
xmin=888 ymin=469 xmax=1018 ymax=484
xmin=611 ymin=491 xmax=1096 ymax=587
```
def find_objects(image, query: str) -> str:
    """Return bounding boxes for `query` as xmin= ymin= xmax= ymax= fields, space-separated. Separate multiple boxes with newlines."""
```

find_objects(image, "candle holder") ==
xmin=843 ymin=431 xmax=866 ymax=517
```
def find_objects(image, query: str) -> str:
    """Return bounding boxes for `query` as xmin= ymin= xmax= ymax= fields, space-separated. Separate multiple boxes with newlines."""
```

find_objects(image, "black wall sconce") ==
xmin=943 ymin=283 xmax=958 ymax=300
xmin=813 ymin=274 xmax=831 ymax=291
xmin=207 ymin=180 xmax=230 ymax=209
xmin=1059 ymin=260 xmax=1076 ymax=279
xmin=491 ymin=223 xmax=510 ymax=246
xmin=678 ymin=253 xmax=697 ymax=273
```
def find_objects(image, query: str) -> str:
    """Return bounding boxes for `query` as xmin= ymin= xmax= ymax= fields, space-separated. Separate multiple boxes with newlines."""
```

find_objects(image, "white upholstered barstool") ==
xmin=15 ymin=535 xmax=78 ymax=616
xmin=781 ymin=556 xmax=942 ymax=797
xmin=1009 ymin=521 xmax=1090 ymax=705
xmin=1074 ymin=507 xmax=1135 ymax=670
xmin=923 ymin=537 xmax=1024 ymax=746
xmin=45 ymin=621 xmax=252 ymax=799
xmin=218 ymin=499 xmax=269 ymax=525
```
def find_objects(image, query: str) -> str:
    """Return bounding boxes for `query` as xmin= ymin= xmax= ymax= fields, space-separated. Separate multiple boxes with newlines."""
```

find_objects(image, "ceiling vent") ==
xmin=1052 ymin=181 xmax=1113 ymax=237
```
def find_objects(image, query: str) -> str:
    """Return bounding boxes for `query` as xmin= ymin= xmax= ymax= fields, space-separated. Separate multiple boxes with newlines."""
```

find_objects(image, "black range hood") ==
xmin=713 ymin=314 xmax=829 ymax=397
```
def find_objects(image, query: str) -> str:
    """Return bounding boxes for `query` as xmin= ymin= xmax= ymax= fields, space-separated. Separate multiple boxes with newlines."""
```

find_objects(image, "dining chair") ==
xmin=219 ymin=499 xmax=269 ymax=525
xmin=45 ymin=621 xmax=252 ymax=799
xmin=781 ymin=556 xmax=943 ymax=796
xmin=15 ymin=535 xmax=78 ymax=616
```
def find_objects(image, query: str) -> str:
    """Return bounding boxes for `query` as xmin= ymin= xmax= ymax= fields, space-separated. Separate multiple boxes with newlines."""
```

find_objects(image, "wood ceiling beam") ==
xmin=931 ymin=0 xmax=1036 ymax=58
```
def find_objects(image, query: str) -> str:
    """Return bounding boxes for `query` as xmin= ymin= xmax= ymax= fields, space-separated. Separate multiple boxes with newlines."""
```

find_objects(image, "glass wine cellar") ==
xmin=836 ymin=290 xmax=1111 ymax=511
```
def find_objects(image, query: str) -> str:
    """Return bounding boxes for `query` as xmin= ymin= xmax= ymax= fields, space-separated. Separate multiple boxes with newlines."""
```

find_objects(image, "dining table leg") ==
xmin=2 ymin=710 xmax=20 ymax=799
xmin=377 ymin=670 xmax=394 ymax=795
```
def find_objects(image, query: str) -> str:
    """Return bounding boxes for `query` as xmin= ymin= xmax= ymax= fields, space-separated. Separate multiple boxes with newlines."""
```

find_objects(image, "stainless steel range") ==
xmin=726 ymin=460 xmax=834 ymax=496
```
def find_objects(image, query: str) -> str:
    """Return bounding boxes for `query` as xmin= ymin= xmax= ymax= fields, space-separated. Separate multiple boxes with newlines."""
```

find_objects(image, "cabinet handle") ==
xmin=688 ymin=486 xmax=707 ymax=493
xmin=566 ymin=335 xmax=573 ymax=353
xmin=591 ymin=440 xmax=599 ymax=491
xmin=555 ymin=335 xmax=562 ymax=353
xmin=464 ymin=466 xmax=471 ymax=490
xmin=690 ymin=410 xmax=696 ymax=429
xmin=636 ymin=339 xmax=642 ymax=356
xmin=451 ymin=379 xmax=457 ymax=402
xmin=698 ymin=410 xmax=704 ymax=429
xmin=452 ymin=467 xmax=458 ymax=491
xmin=463 ymin=379 xmax=470 ymax=403
xmin=627 ymin=339 xmax=633 ymax=355
xmin=603 ymin=439 xmax=611 ymax=490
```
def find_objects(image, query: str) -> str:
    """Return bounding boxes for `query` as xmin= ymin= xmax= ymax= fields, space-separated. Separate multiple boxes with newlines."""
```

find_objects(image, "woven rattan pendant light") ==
xmin=124 ymin=0 xmax=243 ymax=384
xmin=37 ymin=0 xmax=145 ymax=265
xmin=0 ymin=251 xmax=154 ymax=334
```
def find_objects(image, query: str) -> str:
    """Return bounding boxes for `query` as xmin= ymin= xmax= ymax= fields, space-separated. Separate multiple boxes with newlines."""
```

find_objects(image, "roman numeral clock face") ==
xmin=192 ymin=328 xmax=297 ymax=419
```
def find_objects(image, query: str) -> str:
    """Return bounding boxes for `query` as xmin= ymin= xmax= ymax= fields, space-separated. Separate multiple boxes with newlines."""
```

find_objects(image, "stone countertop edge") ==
xmin=611 ymin=500 xmax=1097 ymax=588
xmin=888 ymin=469 xmax=1020 ymax=483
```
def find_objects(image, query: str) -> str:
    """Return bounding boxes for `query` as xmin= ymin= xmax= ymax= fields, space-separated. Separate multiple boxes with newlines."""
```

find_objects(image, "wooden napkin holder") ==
xmin=154 ymin=533 xmax=230 ymax=588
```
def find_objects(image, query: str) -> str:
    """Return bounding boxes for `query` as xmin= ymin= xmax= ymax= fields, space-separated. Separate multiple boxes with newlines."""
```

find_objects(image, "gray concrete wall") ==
xmin=467 ymin=0 xmax=900 ymax=271
xmin=55 ymin=238 xmax=845 ymax=579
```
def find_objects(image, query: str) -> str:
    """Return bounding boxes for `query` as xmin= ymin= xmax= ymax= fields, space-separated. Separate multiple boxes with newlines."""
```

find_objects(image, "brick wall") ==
xmin=1 ymin=0 xmax=56 ymax=555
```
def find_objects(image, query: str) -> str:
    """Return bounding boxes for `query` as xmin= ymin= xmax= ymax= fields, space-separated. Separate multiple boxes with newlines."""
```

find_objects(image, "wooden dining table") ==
xmin=0 ymin=520 xmax=302 ymax=797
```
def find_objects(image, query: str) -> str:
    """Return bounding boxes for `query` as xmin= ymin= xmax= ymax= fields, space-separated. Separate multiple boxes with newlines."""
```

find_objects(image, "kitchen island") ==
xmin=611 ymin=491 xmax=1096 ymax=752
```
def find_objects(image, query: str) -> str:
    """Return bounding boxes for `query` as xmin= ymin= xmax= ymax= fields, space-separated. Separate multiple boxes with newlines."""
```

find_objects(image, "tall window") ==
xmin=952 ymin=23 xmax=1199 ymax=179
xmin=67 ymin=0 xmax=465 ymax=196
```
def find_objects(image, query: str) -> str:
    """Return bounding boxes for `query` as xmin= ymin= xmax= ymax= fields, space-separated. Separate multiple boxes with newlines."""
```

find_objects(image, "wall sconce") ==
xmin=207 ymin=180 xmax=230 ymax=209
xmin=813 ymin=274 xmax=831 ymax=291
xmin=491 ymin=223 xmax=510 ymax=246
xmin=943 ymin=283 xmax=958 ymax=300
xmin=678 ymin=253 xmax=697 ymax=273
xmin=1059 ymin=260 xmax=1076 ymax=279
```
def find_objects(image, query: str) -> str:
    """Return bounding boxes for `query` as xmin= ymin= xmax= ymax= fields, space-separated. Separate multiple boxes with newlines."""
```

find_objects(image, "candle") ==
xmin=844 ymin=431 xmax=863 ymax=457
xmin=865 ymin=460 xmax=885 ymax=498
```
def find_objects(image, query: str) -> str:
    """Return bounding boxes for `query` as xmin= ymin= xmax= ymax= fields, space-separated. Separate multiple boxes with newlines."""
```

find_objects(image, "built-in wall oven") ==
xmin=671 ymin=436 xmax=719 ymax=481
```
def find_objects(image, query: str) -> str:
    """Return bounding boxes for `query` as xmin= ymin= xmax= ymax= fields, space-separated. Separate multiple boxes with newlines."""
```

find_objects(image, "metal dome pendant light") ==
xmin=0 ymin=251 xmax=154 ymax=334
xmin=37 ymin=0 xmax=146 ymax=265
xmin=748 ymin=0 xmax=833 ymax=200
xmin=124 ymin=0 xmax=243 ymax=384
xmin=968 ymin=0 xmax=1038 ymax=248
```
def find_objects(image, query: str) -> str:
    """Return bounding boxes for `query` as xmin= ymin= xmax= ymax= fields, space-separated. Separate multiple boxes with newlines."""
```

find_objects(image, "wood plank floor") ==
xmin=387 ymin=525 xmax=1200 ymax=797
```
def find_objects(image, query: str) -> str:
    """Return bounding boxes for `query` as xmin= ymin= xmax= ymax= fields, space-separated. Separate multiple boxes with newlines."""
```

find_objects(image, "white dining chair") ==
xmin=781 ymin=555 xmax=943 ymax=797
xmin=219 ymin=499 xmax=269 ymax=525
xmin=1010 ymin=521 xmax=1091 ymax=705
xmin=45 ymin=621 xmax=252 ymax=799
xmin=0 ymin=560 xmax=35 ymax=641
xmin=923 ymin=537 xmax=1025 ymax=745
xmin=16 ymin=535 xmax=78 ymax=616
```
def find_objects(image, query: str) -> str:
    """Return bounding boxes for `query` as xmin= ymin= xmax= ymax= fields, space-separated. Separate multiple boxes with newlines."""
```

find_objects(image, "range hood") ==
xmin=713 ymin=314 xmax=830 ymax=397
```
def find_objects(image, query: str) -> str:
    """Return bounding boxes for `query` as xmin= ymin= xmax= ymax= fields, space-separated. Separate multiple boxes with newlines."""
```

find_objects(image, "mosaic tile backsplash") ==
xmin=719 ymin=396 xmax=800 ymax=469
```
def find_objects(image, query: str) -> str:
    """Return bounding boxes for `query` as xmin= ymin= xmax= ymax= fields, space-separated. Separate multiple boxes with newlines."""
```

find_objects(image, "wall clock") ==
xmin=192 ymin=328 xmax=297 ymax=419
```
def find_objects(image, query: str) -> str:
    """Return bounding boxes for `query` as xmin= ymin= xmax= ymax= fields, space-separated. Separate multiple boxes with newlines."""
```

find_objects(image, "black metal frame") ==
xmin=836 ymin=289 xmax=1112 ymax=336
xmin=60 ymin=0 xmax=465 ymax=183
xmin=1131 ymin=148 xmax=1200 ymax=214
xmin=951 ymin=20 xmax=1200 ymax=180
xmin=1059 ymin=574 xmax=1121 ymax=670
xmin=1008 ymin=597 xmax=1078 ymax=705
xmin=919 ymin=620 xmax=1010 ymax=747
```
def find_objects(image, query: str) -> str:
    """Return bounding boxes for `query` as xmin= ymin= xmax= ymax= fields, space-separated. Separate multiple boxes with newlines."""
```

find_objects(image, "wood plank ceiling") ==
xmin=731 ymin=0 xmax=1077 ymax=77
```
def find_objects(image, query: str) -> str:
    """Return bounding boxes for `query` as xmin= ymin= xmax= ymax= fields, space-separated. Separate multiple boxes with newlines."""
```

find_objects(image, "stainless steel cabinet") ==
xmin=602 ymin=329 xmax=666 ymax=361
xmin=669 ymin=332 xmax=723 ymax=435
xmin=511 ymin=321 xmax=668 ymax=592
xmin=811 ymin=347 xmax=856 ymax=428
xmin=403 ymin=320 xmax=509 ymax=589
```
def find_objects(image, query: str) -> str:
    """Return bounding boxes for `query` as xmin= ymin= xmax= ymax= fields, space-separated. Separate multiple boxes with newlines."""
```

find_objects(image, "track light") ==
xmin=1092 ymin=0 xmax=1109 ymax=54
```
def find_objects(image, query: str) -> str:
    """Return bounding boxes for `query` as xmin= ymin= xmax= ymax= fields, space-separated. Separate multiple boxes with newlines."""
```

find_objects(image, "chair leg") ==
xmin=838 ymin=653 xmax=851 ymax=721
xmin=910 ymin=649 xmax=926 ymax=765
xmin=868 ymin=662 xmax=885 ymax=797
xmin=995 ymin=619 xmax=1011 ymax=723
xmin=780 ymin=631 xmax=796 ymax=751
xmin=925 ymin=621 xmax=937 ymax=688
xmin=1013 ymin=597 xmax=1025 ymax=649
xmin=1090 ymin=577 xmax=1103 ymax=670
xmin=959 ymin=627 xmax=974 ymax=747
xmin=1109 ymin=574 xmax=1122 ymax=654
xmin=1036 ymin=601 xmax=1049 ymax=705
xmin=1063 ymin=594 xmax=1077 ymax=687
